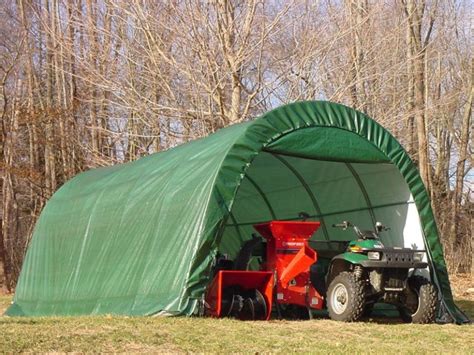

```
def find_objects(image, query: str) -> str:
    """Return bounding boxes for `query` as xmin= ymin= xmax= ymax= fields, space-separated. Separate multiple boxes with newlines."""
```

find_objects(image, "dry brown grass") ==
xmin=0 ymin=275 xmax=472 ymax=353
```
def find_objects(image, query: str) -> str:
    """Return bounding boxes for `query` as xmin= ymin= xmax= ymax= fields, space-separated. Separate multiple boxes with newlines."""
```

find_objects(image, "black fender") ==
xmin=326 ymin=256 xmax=353 ymax=286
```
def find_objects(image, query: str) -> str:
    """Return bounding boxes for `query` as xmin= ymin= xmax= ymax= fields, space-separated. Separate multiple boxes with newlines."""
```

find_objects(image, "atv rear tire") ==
xmin=399 ymin=276 xmax=437 ymax=324
xmin=327 ymin=271 xmax=365 ymax=322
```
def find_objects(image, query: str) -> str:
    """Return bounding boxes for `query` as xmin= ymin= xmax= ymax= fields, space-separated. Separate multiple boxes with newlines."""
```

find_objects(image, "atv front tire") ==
xmin=399 ymin=276 xmax=437 ymax=324
xmin=327 ymin=271 xmax=365 ymax=322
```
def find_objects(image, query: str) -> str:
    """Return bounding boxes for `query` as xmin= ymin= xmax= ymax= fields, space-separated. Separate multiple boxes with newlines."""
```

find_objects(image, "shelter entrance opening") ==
xmin=218 ymin=127 xmax=426 ymax=266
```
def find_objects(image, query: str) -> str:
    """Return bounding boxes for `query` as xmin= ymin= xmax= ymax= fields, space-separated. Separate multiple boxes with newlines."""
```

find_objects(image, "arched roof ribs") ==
xmin=270 ymin=153 xmax=331 ymax=243
xmin=224 ymin=200 xmax=416 ymax=228
xmin=345 ymin=163 xmax=377 ymax=226
xmin=228 ymin=211 xmax=244 ymax=243
xmin=245 ymin=174 xmax=277 ymax=220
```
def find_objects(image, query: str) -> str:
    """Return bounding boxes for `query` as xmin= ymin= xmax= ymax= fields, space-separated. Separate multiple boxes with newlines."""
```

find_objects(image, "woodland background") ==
xmin=0 ymin=0 xmax=472 ymax=292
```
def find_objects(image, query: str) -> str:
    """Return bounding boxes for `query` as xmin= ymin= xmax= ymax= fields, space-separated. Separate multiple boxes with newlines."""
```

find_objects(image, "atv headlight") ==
xmin=348 ymin=245 xmax=363 ymax=253
xmin=413 ymin=252 xmax=425 ymax=262
xmin=367 ymin=251 xmax=381 ymax=260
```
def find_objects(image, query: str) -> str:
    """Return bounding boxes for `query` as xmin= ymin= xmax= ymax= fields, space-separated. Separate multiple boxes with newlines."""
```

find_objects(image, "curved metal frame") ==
xmin=345 ymin=162 xmax=377 ymax=225
xmin=270 ymin=153 xmax=331 ymax=242
xmin=245 ymin=174 xmax=277 ymax=220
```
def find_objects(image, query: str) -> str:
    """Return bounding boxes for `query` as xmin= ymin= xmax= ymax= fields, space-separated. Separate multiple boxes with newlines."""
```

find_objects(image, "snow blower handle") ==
xmin=375 ymin=221 xmax=390 ymax=232
xmin=298 ymin=211 xmax=310 ymax=221
xmin=332 ymin=221 xmax=352 ymax=230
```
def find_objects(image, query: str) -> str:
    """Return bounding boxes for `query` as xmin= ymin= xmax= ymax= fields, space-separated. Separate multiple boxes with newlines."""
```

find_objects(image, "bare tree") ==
xmin=0 ymin=0 xmax=472 ymax=290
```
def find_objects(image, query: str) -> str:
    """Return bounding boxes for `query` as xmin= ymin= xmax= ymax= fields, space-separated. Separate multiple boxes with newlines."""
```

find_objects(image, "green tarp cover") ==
xmin=7 ymin=101 xmax=469 ymax=323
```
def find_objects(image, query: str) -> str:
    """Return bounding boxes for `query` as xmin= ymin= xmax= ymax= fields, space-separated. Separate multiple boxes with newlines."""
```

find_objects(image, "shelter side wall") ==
xmin=9 ymin=123 xmax=249 ymax=316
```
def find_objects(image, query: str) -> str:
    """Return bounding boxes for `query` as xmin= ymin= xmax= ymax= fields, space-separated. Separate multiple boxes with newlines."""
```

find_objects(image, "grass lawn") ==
xmin=0 ymin=292 xmax=472 ymax=353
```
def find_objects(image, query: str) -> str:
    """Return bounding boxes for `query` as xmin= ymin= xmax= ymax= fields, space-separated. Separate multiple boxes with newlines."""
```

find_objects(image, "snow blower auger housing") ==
xmin=205 ymin=220 xmax=324 ymax=320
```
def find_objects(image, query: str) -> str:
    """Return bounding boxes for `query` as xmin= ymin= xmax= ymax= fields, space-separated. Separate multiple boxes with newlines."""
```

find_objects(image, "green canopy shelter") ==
xmin=7 ymin=101 xmax=469 ymax=323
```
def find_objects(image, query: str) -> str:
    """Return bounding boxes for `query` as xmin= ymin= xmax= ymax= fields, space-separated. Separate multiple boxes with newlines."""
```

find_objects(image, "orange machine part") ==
xmin=254 ymin=220 xmax=324 ymax=310
xmin=205 ymin=220 xmax=324 ymax=320
xmin=205 ymin=270 xmax=274 ymax=319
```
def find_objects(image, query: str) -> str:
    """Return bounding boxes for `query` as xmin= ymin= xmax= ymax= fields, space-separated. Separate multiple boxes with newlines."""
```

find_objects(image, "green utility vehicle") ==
xmin=324 ymin=221 xmax=437 ymax=323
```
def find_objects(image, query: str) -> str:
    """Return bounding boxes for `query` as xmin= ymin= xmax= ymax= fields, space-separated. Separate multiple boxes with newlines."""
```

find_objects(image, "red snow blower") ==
xmin=205 ymin=220 xmax=324 ymax=320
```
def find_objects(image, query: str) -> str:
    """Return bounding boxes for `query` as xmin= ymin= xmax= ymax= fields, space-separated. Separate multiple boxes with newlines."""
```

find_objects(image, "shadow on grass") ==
xmin=352 ymin=299 xmax=474 ymax=324
xmin=291 ymin=308 xmax=406 ymax=325
xmin=300 ymin=300 xmax=473 ymax=325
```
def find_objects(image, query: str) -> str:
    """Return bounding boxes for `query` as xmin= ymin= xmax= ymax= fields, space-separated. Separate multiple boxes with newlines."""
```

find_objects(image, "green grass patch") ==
xmin=1 ymin=296 xmax=472 ymax=353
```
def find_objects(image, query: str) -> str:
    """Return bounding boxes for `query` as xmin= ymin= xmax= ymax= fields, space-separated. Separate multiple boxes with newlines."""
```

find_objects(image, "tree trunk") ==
xmin=348 ymin=0 xmax=368 ymax=111
xmin=404 ymin=0 xmax=431 ymax=192
xmin=44 ymin=0 xmax=57 ymax=196
xmin=451 ymin=59 xmax=473 ymax=255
